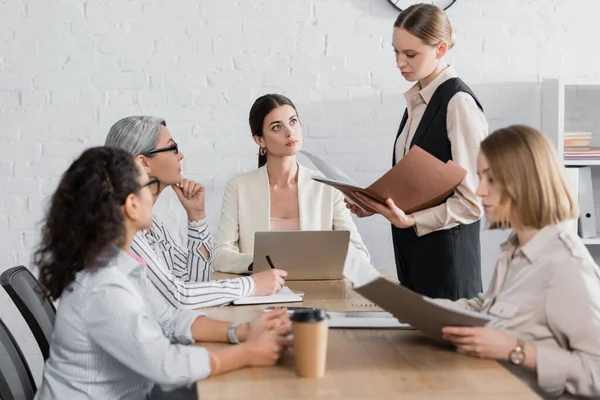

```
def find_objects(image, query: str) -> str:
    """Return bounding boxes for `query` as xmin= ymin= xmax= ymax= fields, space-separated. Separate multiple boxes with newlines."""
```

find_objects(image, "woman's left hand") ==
xmin=442 ymin=326 xmax=517 ymax=360
xmin=171 ymin=178 xmax=206 ymax=221
xmin=243 ymin=309 xmax=292 ymax=342
xmin=353 ymin=192 xmax=416 ymax=229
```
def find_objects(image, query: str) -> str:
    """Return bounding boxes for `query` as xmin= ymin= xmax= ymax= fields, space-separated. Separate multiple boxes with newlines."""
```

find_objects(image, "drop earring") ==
xmin=259 ymin=147 xmax=267 ymax=156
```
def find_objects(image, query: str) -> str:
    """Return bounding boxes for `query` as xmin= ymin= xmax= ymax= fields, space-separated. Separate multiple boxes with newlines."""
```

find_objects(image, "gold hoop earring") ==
xmin=259 ymin=147 xmax=267 ymax=156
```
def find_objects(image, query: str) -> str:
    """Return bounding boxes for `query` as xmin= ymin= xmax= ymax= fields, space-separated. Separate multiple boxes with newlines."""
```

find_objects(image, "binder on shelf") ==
xmin=564 ymin=167 xmax=579 ymax=236
xmin=578 ymin=167 xmax=597 ymax=238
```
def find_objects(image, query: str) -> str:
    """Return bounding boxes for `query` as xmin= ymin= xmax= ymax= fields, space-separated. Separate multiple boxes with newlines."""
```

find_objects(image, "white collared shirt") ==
xmin=35 ymin=250 xmax=211 ymax=400
xmin=131 ymin=216 xmax=254 ymax=308
xmin=394 ymin=66 xmax=488 ymax=236
xmin=443 ymin=222 xmax=600 ymax=399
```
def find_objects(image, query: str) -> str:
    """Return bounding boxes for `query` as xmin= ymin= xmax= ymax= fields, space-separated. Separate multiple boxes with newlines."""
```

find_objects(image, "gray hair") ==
xmin=105 ymin=116 xmax=166 ymax=156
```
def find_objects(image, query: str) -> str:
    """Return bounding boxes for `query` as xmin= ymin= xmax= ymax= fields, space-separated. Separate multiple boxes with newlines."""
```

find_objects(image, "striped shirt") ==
xmin=131 ymin=216 xmax=254 ymax=309
xmin=35 ymin=249 xmax=211 ymax=400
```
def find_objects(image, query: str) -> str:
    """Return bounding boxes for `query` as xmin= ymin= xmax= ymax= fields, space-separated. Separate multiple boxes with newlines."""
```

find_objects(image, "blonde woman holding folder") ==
xmin=213 ymin=94 xmax=372 ymax=275
xmin=441 ymin=125 xmax=600 ymax=399
xmin=347 ymin=4 xmax=488 ymax=300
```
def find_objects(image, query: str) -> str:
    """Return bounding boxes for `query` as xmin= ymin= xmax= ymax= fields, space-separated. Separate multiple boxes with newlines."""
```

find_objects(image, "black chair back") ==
xmin=0 ymin=318 xmax=36 ymax=400
xmin=1 ymin=266 xmax=56 ymax=360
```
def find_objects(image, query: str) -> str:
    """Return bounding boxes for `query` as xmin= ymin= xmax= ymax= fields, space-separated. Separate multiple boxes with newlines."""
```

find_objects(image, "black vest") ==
xmin=391 ymin=77 xmax=483 ymax=300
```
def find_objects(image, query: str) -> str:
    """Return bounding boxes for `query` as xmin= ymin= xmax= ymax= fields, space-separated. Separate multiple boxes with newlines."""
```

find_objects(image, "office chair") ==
xmin=0 ymin=317 xmax=36 ymax=400
xmin=1 ymin=266 xmax=56 ymax=360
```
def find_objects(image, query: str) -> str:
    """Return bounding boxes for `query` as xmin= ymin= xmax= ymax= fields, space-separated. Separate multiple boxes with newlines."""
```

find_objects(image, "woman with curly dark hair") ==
xmin=34 ymin=146 xmax=291 ymax=400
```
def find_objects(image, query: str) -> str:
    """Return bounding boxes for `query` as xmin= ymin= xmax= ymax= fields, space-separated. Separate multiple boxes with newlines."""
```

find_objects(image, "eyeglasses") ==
xmin=136 ymin=176 xmax=161 ymax=196
xmin=121 ymin=177 xmax=161 ymax=204
xmin=143 ymin=141 xmax=179 ymax=156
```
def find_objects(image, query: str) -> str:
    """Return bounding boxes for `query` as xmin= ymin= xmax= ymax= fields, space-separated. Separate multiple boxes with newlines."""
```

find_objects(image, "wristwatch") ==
xmin=508 ymin=338 xmax=526 ymax=365
xmin=227 ymin=322 xmax=240 ymax=344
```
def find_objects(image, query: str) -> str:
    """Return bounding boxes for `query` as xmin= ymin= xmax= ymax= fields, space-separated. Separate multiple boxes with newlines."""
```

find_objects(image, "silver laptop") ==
xmin=252 ymin=230 xmax=350 ymax=280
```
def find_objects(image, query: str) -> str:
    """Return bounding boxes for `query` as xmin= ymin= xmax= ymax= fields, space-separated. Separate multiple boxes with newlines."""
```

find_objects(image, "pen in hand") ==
xmin=265 ymin=255 xmax=276 ymax=269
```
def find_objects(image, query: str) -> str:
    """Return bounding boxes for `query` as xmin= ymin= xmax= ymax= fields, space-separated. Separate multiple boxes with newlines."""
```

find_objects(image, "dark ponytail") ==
xmin=35 ymin=146 xmax=141 ymax=300
xmin=249 ymin=94 xmax=298 ymax=168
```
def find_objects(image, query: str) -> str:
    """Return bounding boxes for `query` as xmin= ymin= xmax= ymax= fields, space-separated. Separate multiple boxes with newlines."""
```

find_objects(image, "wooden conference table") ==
xmin=195 ymin=273 xmax=539 ymax=400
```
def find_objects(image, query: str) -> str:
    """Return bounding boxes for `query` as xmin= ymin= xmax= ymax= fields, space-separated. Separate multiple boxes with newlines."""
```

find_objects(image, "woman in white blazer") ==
xmin=213 ymin=94 xmax=370 ymax=274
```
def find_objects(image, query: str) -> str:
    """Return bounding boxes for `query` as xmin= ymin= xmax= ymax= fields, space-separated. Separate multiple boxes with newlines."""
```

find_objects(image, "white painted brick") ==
xmin=22 ymin=231 xmax=40 ymax=249
xmin=40 ymin=178 xmax=60 ymax=197
xmin=177 ymin=55 xmax=217 ymax=76
xmin=0 ymin=216 xmax=9 ymax=231
xmin=2 ymin=38 xmax=37 ymax=58
xmin=150 ymin=74 xmax=206 ymax=90
xmin=0 ymin=126 xmax=20 ymax=140
xmin=2 ymin=178 xmax=40 ymax=197
xmin=33 ymin=73 xmax=91 ymax=90
xmin=85 ymin=1 xmax=143 ymax=20
xmin=37 ymin=106 xmax=96 ymax=129
xmin=106 ymin=90 xmax=137 ymax=106
xmin=200 ymin=0 xmax=255 ymax=19
xmin=255 ymin=1 xmax=312 ymax=20
xmin=326 ymin=33 xmax=383 ymax=57
xmin=0 ymin=0 xmax=26 ymax=19
xmin=17 ymin=21 xmax=72 ymax=44
xmin=71 ymin=20 xmax=123 ymax=37
xmin=97 ymin=38 xmax=154 ymax=57
xmin=0 ymin=197 xmax=28 ymax=216
xmin=92 ymin=72 xmax=148 ymax=90
xmin=0 ymin=91 xmax=20 ymax=108
xmin=0 ymin=110 xmax=42 ymax=127
xmin=77 ymin=89 xmax=105 ymax=106
xmin=41 ymin=141 xmax=87 ymax=159
xmin=21 ymin=91 xmax=50 ymax=108
xmin=0 ymin=74 xmax=33 ymax=90
xmin=118 ymin=56 xmax=176 ymax=74
xmin=0 ymin=230 xmax=23 ymax=248
xmin=28 ymin=2 xmax=83 ymax=20
xmin=142 ymin=0 xmax=200 ymax=20
xmin=14 ymin=159 xmax=72 ymax=179
xmin=3 ymin=56 xmax=66 ymax=75
xmin=328 ymin=70 xmax=370 ymax=87
xmin=192 ymin=88 xmax=224 ymax=107
xmin=0 ymin=143 xmax=41 ymax=161
xmin=38 ymin=38 xmax=95 ymax=58
xmin=137 ymin=90 xmax=168 ymax=107
xmin=167 ymin=91 xmax=193 ymax=107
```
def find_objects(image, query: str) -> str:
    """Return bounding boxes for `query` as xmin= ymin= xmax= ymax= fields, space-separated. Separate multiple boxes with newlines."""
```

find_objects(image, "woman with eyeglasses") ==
xmin=212 ymin=94 xmax=375 ymax=281
xmin=105 ymin=116 xmax=286 ymax=309
xmin=34 ymin=146 xmax=291 ymax=400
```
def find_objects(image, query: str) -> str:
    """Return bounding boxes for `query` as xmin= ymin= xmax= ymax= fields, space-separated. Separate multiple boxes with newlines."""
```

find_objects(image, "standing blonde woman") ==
xmin=347 ymin=4 xmax=488 ymax=300
xmin=441 ymin=125 xmax=600 ymax=399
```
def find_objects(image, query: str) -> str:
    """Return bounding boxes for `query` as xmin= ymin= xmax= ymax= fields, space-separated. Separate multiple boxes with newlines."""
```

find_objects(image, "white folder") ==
xmin=577 ymin=167 xmax=597 ymax=238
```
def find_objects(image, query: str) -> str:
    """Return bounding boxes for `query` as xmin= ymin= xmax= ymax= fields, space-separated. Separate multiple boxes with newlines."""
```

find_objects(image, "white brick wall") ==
xmin=2 ymin=0 xmax=600 ymax=383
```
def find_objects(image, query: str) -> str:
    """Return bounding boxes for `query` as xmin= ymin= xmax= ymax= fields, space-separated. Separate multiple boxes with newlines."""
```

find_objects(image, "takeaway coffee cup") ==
xmin=290 ymin=308 xmax=328 ymax=378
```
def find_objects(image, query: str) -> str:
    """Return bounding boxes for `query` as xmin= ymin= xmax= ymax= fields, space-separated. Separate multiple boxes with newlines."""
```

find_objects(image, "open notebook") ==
xmin=232 ymin=286 xmax=303 ymax=306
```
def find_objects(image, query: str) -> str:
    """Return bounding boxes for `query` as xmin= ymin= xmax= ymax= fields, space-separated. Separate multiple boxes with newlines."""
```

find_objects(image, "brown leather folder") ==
xmin=355 ymin=277 xmax=491 ymax=342
xmin=312 ymin=146 xmax=467 ymax=214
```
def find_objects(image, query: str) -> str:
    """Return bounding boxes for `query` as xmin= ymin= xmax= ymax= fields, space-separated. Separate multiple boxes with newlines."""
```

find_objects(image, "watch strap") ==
xmin=227 ymin=322 xmax=240 ymax=344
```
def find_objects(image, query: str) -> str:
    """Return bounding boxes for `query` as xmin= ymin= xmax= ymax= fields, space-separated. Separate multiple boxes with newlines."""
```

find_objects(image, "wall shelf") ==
xmin=564 ymin=160 xmax=600 ymax=167
xmin=543 ymin=78 xmax=600 ymax=247
xmin=582 ymin=237 xmax=600 ymax=245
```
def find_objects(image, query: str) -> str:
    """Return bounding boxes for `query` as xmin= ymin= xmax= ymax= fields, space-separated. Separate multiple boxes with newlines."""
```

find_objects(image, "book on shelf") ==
xmin=565 ymin=147 xmax=600 ymax=160
xmin=564 ymin=131 xmax=592 ymax=139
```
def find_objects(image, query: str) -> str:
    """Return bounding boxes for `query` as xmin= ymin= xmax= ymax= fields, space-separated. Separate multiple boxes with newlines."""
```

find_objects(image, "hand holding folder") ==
xmin=307 ymin=146 xmax=467 ymax=215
